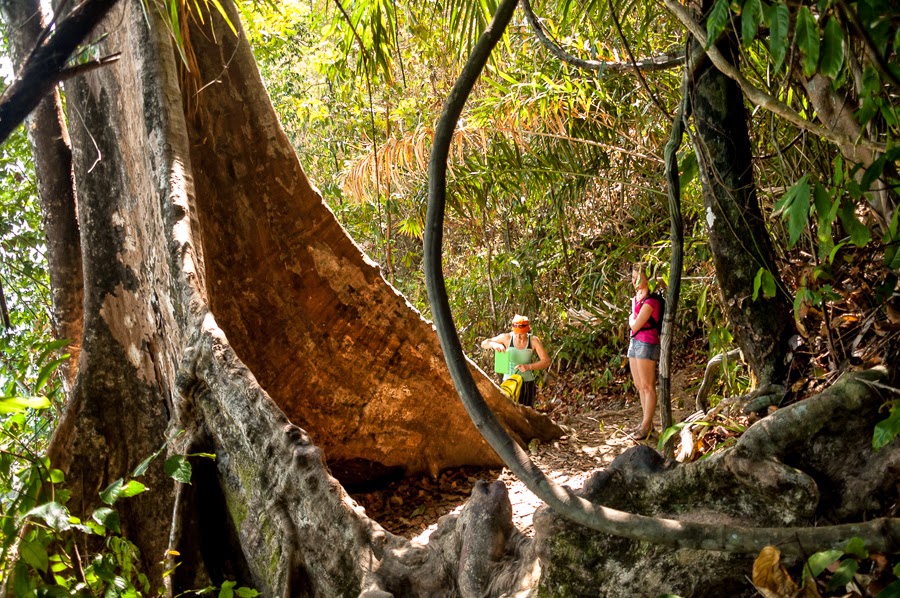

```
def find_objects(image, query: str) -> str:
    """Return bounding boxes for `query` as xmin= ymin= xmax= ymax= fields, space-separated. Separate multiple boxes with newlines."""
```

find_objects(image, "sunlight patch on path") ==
xmin=412 ymin=415 xmax=642 ymax=544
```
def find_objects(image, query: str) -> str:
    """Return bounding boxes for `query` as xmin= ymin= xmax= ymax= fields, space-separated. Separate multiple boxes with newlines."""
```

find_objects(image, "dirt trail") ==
xmin=351 ymin=401 xmax=693 ymax=541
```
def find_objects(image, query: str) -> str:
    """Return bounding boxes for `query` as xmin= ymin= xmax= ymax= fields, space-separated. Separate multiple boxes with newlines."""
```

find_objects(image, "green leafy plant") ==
xmin=801 ymin=537 xmax=900 ymax=596
xmin=0 ymin=405 xmax=248 ymax=597
xmin=873 ymin=400 xmax=900 ymax=452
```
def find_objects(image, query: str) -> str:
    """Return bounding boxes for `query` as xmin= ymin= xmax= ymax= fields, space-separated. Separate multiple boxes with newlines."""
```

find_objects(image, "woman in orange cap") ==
xmin=481 ymin=314 xmax=551 ymax=408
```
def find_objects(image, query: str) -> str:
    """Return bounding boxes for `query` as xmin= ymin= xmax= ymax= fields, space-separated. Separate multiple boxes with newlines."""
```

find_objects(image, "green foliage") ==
xmin=0 ymin=418 xmax=235 ymax=596
xmin=752 ymin=268 xmax=776 ymax=300
xmin=705 ymin=0 xmax=729 ymax=49
xmin=802 ymin=537 xmax=900 ymax=595
xmin=740 ymin=0 xmax=762 ymax=48
xmin=795 ymin=6 xmax=820 ymax=77
xmin=142 ymin=0 xmax=237 ymax=66
xmin=244 ymin=0 xmax=731 ymax=378
xmin=873 ymin=401 xmax=900 ymax=451
xmin=766 ymin=151 xmax=898 ymax=339
xmin=243 ymin=0 xmax=894 ymax=424
xmin=763 ymin=2 xmax=790 ymax=71
xmin=819 ymin=17 xmax=845 ymax=79
xmin=0 ymin=126 xmax=58 ymax=396
xmin=773 ymin=175 xmax=811 ymax=249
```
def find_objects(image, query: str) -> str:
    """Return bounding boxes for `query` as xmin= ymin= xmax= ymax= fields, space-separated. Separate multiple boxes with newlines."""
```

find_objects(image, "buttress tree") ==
xmin=1 ymin=0 xmax=899 ymax=596
xmin=1 ymin=0 xmax=561 ymax=592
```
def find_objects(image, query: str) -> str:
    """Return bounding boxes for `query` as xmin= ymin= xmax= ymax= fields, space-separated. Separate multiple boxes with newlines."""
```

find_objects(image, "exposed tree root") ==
xmin=171 ymin=316 xmax=898 ymax=596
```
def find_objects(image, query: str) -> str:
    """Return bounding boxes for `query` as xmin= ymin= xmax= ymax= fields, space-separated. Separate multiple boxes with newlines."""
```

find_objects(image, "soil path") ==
xmin=351 ymin=399 xmax=695 ymax=542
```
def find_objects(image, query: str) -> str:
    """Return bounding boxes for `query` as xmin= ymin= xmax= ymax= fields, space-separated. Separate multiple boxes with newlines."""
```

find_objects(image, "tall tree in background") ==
xmin=1 ymin=0 xmax=559 ymax=588
xmin=0 ymin=0 xmax=83 ymax=388
xmin=689 ymin=0 xmax=795 ymax=389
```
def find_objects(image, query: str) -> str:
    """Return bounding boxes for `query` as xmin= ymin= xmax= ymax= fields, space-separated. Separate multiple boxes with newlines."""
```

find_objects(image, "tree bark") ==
xmin=689 ymin=12 xmax=794 ymax=387
xmin=0 ymin=0 xmax=83 ymax=388
xmin=42 ymin=0 xmax=558 ymax=584
xmin=179 ymin=0 xmax=559 ymax=488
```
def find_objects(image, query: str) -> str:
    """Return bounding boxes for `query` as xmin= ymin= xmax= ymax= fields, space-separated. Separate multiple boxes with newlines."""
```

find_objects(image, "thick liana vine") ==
xmin=424 ymin=0 xmax=900 ymax=558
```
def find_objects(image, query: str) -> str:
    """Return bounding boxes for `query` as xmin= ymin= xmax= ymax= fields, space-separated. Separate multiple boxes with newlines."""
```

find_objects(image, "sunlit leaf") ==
xmin=92 ymin=507 xmax=121 ymax=533
xmin=219 ymin=580 xmax=236 ymax=598
xmin=0 ymin=395 xmax=50 ymax=413
xmin=164 ymin=455 xmax=193 ymax=484
xmin=207 ymin=0 xmax=238 ymax=35
xmin=25 ymin=501 xmax=71 ymax=531
xmin=119 ymin=480 xmax=147 ymax=498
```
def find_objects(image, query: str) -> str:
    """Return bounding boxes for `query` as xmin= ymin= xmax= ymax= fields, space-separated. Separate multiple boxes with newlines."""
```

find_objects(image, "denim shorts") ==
xmin=628 ymin=337 xmax=660 ymax=361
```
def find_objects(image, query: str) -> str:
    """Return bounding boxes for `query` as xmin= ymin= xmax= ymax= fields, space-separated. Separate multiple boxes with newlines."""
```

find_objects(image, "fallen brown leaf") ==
xmin=753 ymin=546 xmax=799 ymax=598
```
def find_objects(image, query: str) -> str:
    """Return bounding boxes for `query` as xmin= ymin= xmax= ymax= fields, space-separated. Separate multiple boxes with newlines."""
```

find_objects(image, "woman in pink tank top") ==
xmin=626 ymin=263 xmax=661 ymax=439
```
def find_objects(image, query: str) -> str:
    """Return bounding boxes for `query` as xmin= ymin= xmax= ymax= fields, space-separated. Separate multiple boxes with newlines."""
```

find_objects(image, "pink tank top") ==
xmin=632 ymin=294 xmax=661 ymax=344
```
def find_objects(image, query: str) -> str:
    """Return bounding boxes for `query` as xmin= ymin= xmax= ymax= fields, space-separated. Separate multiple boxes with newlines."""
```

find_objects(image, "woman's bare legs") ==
xmin=630 ymin=357 xmax=657 ymax=437
xmin=628 ymin=356 xmax=641 ymax=408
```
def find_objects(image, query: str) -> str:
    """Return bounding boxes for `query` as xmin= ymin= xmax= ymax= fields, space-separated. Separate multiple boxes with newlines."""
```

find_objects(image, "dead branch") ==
xmin=695 ymin=348 xmax=743 ymax=411
xmin=0 ymin=0 xmax=121 ymax=145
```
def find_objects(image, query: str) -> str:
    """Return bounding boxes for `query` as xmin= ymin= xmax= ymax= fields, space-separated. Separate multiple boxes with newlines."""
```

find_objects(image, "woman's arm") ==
xmin=481 ymin=333 xmax=511 ymax=351
xmin=630 ymin=302 xmax=654 ymax=333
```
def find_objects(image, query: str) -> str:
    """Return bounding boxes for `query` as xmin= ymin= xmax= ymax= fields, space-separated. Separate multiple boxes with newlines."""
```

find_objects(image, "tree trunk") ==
xmin=179 ymin=2 xmax=559 ymax=487
xmin=43 ymin=0 xmax=558 ymax=584
xmin=689 ymin=18 xmax=794 ymax=387
xmin=0 ymin=0 xmax=84 ymax=388
xmin=28 ymin=0 xmax=899 ymax=596
xmin=801 ymin=73 xmax=896 ymax=230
